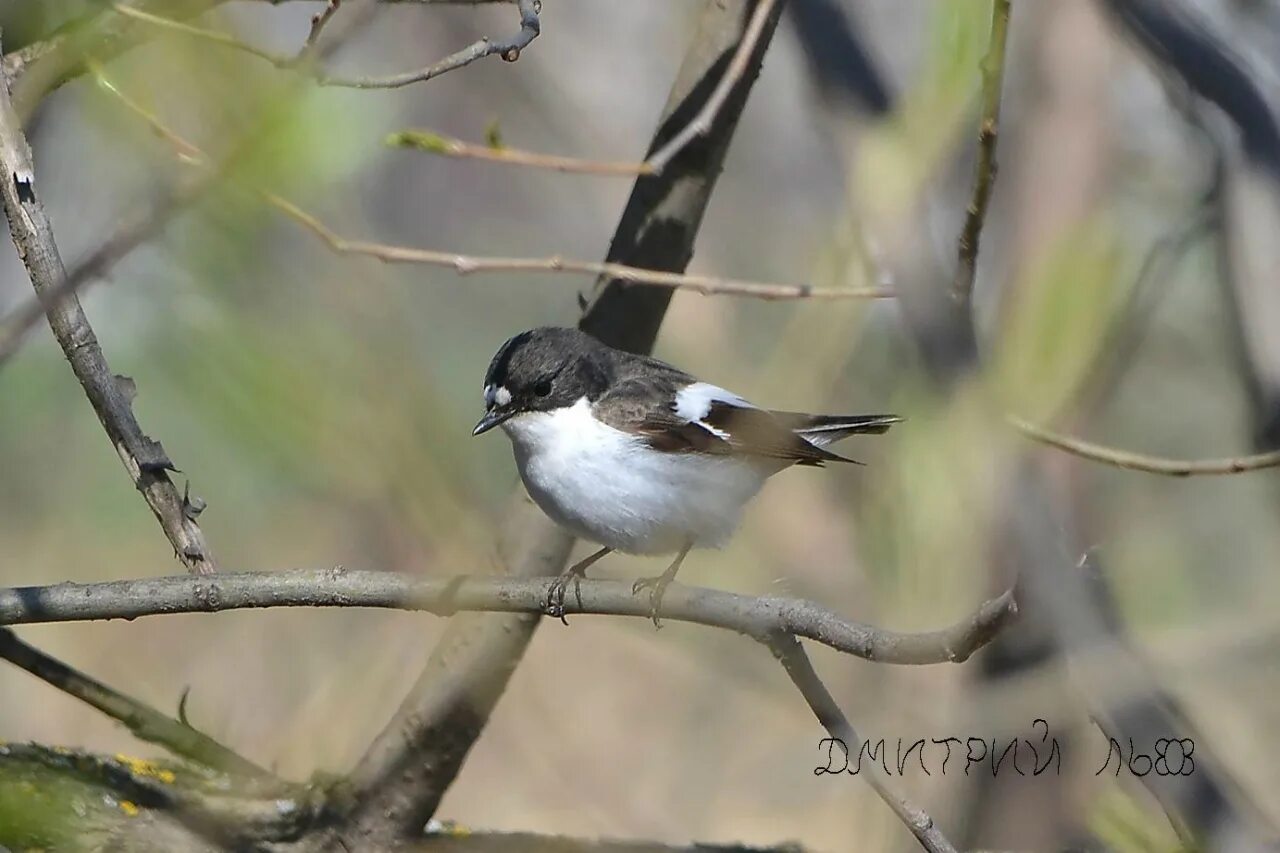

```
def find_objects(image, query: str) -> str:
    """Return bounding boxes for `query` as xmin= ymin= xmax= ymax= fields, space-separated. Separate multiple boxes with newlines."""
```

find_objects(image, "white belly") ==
xmin=502 ymin=398 xmax=769 ymax=554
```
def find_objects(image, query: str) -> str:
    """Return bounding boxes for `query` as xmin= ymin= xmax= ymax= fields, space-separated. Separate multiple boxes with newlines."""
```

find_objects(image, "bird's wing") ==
xmin=595 ymin=378 xmax=850 ymax=466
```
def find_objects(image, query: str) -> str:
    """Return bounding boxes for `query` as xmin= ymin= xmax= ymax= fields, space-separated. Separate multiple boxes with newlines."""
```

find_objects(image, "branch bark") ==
xmin=0 ymin=570 xmax=1015 ymax=666
xmin=0 ymin=39 xmax=217 ymax=575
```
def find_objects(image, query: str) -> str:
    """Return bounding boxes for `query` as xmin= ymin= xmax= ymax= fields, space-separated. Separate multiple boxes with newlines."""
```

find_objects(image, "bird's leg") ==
xmin=546 ymin=545 xmax=612 ymax=624
xmin=632 ymin=542 xmax=692 ymax=628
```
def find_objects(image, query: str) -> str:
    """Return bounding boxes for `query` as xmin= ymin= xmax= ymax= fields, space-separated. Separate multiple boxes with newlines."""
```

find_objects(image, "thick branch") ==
xmin=0 ymin=571 xmax=1015 ymax=666
xmin=0 ymin=628 xmax=269 ymax=779
xmin=0 ymin=40 xmax=217 ymax=574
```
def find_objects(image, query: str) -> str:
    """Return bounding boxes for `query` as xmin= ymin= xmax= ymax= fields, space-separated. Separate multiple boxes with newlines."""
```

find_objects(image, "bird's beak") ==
xmin=472 ymin=408 xmax=512 ymax=436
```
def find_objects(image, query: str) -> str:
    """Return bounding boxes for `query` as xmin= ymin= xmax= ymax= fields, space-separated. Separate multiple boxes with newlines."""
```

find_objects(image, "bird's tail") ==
xmin=774 ymin=412 xmax=902 ymax=447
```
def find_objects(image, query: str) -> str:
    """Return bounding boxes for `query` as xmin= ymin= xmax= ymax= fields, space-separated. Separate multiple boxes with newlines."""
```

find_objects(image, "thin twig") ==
xmin=271 ymin=194 xmax=893 ymax=300
xmin=117 ymin=0 xmax=769 ymax=179
xmin=0 ymin=628 xmax=270 ymax=779
xmin=297 ymin=0 xmax=342 ymax=61
xmin=0 ymin=41 xmax=217 ymax=575
xmin=1010 ymin=415 xmax=1280 ymax=476
xmin=0 ymin=571 xmax=1017 ymax=666
xmin=950 ymin=0 xmax=1012 ymax=307
xmin=387 ymin=0 xmax=777 ymax=178
xmin=95 ymin=73 xmax=893 ymax=302
xmin=763 ymin=633 xmax=958 ymax=853
xmin=387 ymin=129 xmax=655 ymax=176
xmin=112 ymin=0 xmax=541 ymax=90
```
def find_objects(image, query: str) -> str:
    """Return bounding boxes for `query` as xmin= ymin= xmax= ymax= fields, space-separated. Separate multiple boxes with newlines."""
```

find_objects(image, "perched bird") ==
xmin=473 ymin=327 xmax=899 ymax=623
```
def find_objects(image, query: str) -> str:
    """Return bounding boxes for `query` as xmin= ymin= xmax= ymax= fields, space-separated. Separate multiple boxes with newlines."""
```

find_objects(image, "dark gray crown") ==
xmin=483 ymin=327 xmax=614 ymax=413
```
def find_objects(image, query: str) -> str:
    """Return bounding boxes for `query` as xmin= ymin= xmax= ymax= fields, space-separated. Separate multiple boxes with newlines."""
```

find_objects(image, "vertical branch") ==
xmin=950 ymin=0 xmax=1011 ymax=310
xmin=324 ymin=1 xmax=789 ymax=846
xmin=0 ymin=43 xmax=217 ymax=574
xmin=579 ymin=0 xmax=787 ymax=354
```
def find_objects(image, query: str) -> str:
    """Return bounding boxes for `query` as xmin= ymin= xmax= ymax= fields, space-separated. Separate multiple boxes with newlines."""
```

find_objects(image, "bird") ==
xmin=472 ymin=326 xmax=900 ymax=624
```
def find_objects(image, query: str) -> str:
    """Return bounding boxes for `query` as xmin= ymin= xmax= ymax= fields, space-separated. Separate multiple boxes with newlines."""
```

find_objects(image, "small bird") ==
xmin=473 ymin=327 xmax=899 ymax=623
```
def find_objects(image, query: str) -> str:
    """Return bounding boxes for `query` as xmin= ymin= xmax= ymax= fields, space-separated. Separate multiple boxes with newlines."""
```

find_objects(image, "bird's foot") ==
xmin=631 ymin=573 xmax=674 ymax=628
xmin=544 ymin=546 xmax=613 ymax=625
xmin=545 ymin=569 xmax=585 ymax=625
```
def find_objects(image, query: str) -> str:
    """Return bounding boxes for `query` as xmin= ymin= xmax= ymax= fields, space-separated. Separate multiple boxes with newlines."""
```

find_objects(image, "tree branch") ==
xmin=0 ymin=570 xmax=1015 ymax=666
xmin=111 ymin=0 xmax=541 ymax=90
xmin=0 ymin=38 xmax=218 ymax=575
xmin=643 ymin=0 xmax=778 ymax=174
xmin=1010 ymin=414 xmax=1280 ymax=476
xmin=92 ymin=72 xmax=890 ymax=302
xmin=763 ymin=633 xmax=958 ymax=853
xmin=0 ymin=628 xmax=270 ymax=779
xmin=950 ymin=0 xmax=1011 ymax=309
xmin=272 ymin=193 xmax=892 ymax=300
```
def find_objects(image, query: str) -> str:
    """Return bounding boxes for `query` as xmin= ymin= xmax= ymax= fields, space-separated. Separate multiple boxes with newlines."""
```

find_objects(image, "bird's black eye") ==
xmin=533 ymin=379 xmax=552 ymax=398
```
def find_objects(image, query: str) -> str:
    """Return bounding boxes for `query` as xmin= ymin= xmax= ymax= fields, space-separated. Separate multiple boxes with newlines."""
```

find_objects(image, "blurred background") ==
xmin=1 ymin=1 xmax=1279 ymax=850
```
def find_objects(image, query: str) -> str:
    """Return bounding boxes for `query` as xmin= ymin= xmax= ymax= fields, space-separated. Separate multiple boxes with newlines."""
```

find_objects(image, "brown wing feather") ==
xmin=702 ymin=401 xmax=852 ymax=466
xmin=593 ymin=377 xmax=850 ymax=466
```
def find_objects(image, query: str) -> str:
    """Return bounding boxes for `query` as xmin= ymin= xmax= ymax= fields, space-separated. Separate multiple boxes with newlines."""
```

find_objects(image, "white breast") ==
xmin=501 ymin=397 xmax=769 ymax=555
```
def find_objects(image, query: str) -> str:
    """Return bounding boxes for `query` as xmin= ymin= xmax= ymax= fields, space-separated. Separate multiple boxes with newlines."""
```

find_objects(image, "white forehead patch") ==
xmin=484 ymin=384 xmax=512 ymax=408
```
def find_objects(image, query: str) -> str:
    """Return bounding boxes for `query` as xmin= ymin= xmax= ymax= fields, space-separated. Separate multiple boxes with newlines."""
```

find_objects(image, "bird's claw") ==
xmin=544 ymin=572 xmax=582 ymax=625
xmin=631 ymin=574 xmax=672 ymax=628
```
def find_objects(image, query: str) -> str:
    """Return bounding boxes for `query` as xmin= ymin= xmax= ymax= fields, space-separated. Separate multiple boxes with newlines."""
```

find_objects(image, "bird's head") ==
xmin=473 ymin=327 xmax=611 ymax=436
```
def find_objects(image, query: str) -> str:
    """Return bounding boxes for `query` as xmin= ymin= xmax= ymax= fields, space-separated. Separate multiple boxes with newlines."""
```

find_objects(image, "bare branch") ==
xmin=0 ymin=570 xmax=1017 ymax=666
xmin=950 ymin=0 xmax=1012 ymax=308
xmin=764 ymin=633 xmax=958 ymax=853
xmin=272 ymin=194 xmax=893 ymax=300
xmin=1010 ymin=415 xmax=1280 ymax=476
xmin=112 ymin=0 xmax=541 ymax=90
xmin=95 ymin=72 xmax=893 ymax=302
xmin=0 ymin=40 xmax=218 ymax=575
xmin=0 ymin=628 xmax=270 ymax=779
xmin=387 ymin=128 xmax=655 ymax=176
xmin=384 ymin=0 xmax=781 ymax=179
xmin=297 ymin=0 xmax=343 ymax=61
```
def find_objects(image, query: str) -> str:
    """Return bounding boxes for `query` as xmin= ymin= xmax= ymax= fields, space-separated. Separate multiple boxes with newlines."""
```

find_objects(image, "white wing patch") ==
xmin=674 ymin=382 xmax=754 ymax=439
